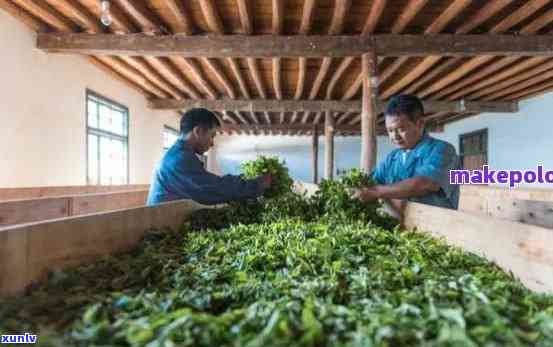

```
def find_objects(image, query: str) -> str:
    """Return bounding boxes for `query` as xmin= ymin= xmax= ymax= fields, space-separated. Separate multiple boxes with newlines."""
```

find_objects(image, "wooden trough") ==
xmin=1 ymin=184 xmax=553 ymax=297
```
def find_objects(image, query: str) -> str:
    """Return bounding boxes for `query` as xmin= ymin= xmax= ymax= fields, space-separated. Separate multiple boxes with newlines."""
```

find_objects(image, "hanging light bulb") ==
xmin=100 ymin=1 xmax=112 ymax=26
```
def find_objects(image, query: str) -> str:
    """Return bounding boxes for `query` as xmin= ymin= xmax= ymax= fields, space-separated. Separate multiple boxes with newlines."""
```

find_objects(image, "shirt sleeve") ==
xmin=171 ymin=167 xmax=264 ymax=205
xmin=413 ymin=143 xmax=459 ymax=200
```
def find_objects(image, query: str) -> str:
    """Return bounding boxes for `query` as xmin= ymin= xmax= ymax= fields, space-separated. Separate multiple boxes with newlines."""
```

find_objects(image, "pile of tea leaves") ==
xmin=1 ymin=159 xmax=553 ymax=347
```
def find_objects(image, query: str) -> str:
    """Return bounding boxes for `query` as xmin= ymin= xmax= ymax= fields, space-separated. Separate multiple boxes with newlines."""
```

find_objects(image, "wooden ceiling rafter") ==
xmin=463 ymin=58 xmax=551 ymax=100
xmin=339 ymin=0 xmax=429 ymax=104
xmin=235 ymin=0 xmax=270 ymax=130
xmin=483 ymin=67 xmax=553 ymax=101
xmin=437 ymin=8 xmax=553 ymax=101
xmin=290 ymin=0 xmax=315 ymax=126
xmin=304 ymin=0 xmax=352 ymax=128
xmin=107 ymin=0 xmax=201 ymax=99
xmin=7 ymin=1 xmax=553 ymax=136
xmin=198 ymin=0 xmax=258 ymax=127
xmin=383 ymin=0 xmax=513 ymax=100
xmin=272 ymin=0 xmax=284 ymax=130
xmin=417 ymin=0 xmax=550 ymax=99
xmin=335 ymin=0 xmax=386 ymax=126
xmin=380 ymin=0 xmax=472 ymax=100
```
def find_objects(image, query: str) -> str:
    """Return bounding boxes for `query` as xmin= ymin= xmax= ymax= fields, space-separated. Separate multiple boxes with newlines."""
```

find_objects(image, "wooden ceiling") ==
xmin=3 ymin=0 xmax=553 ymax=136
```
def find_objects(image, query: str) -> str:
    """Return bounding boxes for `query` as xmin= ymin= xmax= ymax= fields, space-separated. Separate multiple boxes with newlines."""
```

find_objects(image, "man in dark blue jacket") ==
xmin=147 ymin=108 xmax=272 ymax=206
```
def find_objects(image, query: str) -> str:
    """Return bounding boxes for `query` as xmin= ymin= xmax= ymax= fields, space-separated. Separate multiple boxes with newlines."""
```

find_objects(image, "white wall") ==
xmin=434 ymin=94 xmax=553 ymax=171
xmin=0 ymin=10 xmax=179 ymax=187
xmin=213 ymin=94 xmax=553 ymax=186
xmin=211 ymin=134 xmax=396 ymax=182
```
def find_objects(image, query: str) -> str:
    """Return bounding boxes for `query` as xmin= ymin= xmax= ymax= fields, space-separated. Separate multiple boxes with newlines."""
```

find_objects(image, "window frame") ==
xmin=459 ymin=128 xmax=488 ymax=170
xmin=85 ymin=89 xmax=130 ymax=185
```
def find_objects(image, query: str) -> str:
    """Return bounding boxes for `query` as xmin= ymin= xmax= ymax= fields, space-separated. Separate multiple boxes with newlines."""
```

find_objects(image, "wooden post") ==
xmin=312 ymin=125 xmax=319 ymax=184
xmin=361 ymin=51 xmax=378 ymax=173
xmin=325 ymin=111 xmax=335 ymax=180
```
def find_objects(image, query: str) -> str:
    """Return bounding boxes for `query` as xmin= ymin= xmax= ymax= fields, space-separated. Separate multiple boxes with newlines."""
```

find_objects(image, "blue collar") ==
xmin=401 ymin=132 xmax=431 ymax=154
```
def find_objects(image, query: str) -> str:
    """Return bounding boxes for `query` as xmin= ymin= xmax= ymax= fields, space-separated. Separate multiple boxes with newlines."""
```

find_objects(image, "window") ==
xmin=163 ymin=126 xmax=179 ymax=152
xmin=459 ymin=129 xmax=488 ymax=171
xmin=86 ymin=90 xmax=129 ymax=185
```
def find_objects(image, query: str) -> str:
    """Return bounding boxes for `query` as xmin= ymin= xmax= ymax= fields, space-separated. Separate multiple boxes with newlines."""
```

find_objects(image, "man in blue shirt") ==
xmin=352 ymin=95 xmax=460 ymax=214
xmin=147 ymin=108 xmax=272 ymax=206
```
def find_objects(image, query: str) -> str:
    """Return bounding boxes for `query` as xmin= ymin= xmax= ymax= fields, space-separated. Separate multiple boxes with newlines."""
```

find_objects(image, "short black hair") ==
xmin=180 ymin=108 xmax=221 ymax=134
xmin=385 ymin=94 xmax=424 ymax=123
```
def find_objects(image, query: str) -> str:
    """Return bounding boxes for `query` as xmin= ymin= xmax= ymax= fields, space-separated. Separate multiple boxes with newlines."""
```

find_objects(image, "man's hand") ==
xmin=259 ymin=174 xmax=273 ymax=190
xmin=351 ymin=186 xmax=380 ymax=203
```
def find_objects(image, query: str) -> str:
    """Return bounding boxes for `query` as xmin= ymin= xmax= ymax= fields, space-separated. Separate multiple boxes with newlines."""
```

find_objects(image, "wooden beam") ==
xmin=95 ymin=0 xmax=193 ymax=102
xmin=520 ymin=7 xmax=553 ymax=35
xmin=435 ymin=6 xmax=553 ymax=101
xmin=298 ymin=0 xmax=316 ymax=34
xmin=174 ymin=57 xmax=218 ymax=99
xmin=247 ymin=58 xmax=267 ymax=98
xmin=202 ymin=58 xmax=236 ymax=99
xmin=312 ymin=125 xmax=319 ymax=184
xmin=198 ymin=0 xmax=225 ymax=34
xmin=87 ymin=56 xmax=153 ymax=98
xmin=381 ymin=0 xmax=471 ymax=98
xmin=424 ymin=0 xmax=472 ymax=34
xmin=418 ymin=56 xmax=494 ymax=98
xmin=417 ymin=0 xmax=549 ymax=98
xmin=53 ymin=0 xmax=103 ymax=33
xmin=225 ymin=58 xmax=250 ymax=98
xmin=0 ymin=0 xmax=50 ymax=32
xmin=466 ymin=58 xmax=550 ymax=100
xmin=456 ymin=0 xmax=514 ymax=34
xmin=325 ymin=112 xmax=335 ymax=180
xmin=382 ymin=56 xmax=441 ymax=99
xmin=149 ymin=98 xmax=519 ymax=114
xmin=151 ymin=98 xmax=360 ymax=113
xmin=272 ymin=0 xmax=283 ymax=34
xmin=390 ymin=0 xmax=428 ymax=33
xmin=13 ymin=0 xmax=76 ymax=32
xmin=272 ymin=0 xmax=283 ymax=111
xmin=506 ymin=79 xmax=553 ymax=101
xmin=361 ymin=52 xmax=378 ymax=173
xmin=306 ymin=0 xmax=351 ymax=106
xmin=377 ymin=0 xmax=430 ymax=89
xmin=436 ymin=57 xmax=522 ymax=100
xmin=490 ymin=0 xmax=549 ymax=34
xmin=145 ymin=57 xmax=201 ymax=98
xmin=220 ymin=123 xmax=360 ymax=134
xmin=114 ymin=0 xmax=164 ymax=34
xmin=291 ymin=0 xmax=315 ymax=131
xmin=236 ymin=0 xmax=252 ymax=34
xmin=403 ymin=57 xmax=461 ymax=94
xmin=326 ymin=57 xmax=355 ymax=100
xmin=165 ymin=0 xmax=194 ymax=34
xmin=483 ymin=67 xmax=553 ymax=101
xmin=384 ymin=0 xmax=523 ymax=99
xmin=120 ymin=56 xmax=185 ymax=99
xmin=361 ymin=0 xmax=386 ymax=34
xmin=273 ymin=58 xmax=282 ymax=100
xmin=39 ymin=34 xmax=553 ymax=58
xmin=98 ymin=56 xmax=169 ymax=98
